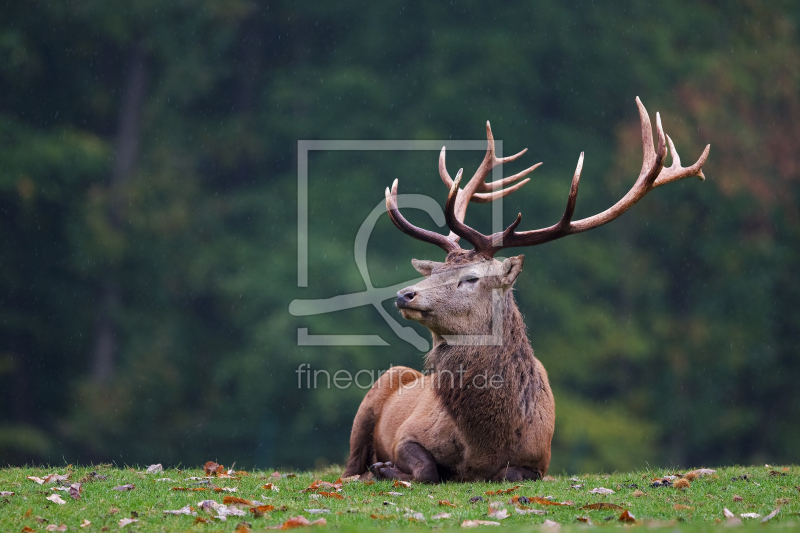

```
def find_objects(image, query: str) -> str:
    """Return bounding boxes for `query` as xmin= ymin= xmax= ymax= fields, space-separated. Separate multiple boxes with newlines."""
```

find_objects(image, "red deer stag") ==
xmin=342 ymin=97 xmax=709 ymax=482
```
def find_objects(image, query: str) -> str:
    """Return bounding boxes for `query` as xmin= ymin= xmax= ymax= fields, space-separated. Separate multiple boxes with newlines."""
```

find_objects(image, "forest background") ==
xmin=1 ymin=1 xmax=798 ymax=473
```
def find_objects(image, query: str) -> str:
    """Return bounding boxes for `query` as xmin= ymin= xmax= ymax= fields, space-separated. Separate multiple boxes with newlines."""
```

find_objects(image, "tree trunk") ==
xmin=91 ymin=43 xmax=147 ymax=384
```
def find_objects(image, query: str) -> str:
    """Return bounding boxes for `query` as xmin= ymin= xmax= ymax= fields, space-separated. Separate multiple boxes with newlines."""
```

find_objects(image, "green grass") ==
xmin=0 ymin=464 xmax=797 ymax=531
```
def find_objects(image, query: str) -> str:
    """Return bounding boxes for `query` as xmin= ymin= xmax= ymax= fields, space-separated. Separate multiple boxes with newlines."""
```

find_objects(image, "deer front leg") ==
xmin=370 ymin=441 xmax=439 ymax=483
xmin=490 ymin=465 xmax=542 ymax=482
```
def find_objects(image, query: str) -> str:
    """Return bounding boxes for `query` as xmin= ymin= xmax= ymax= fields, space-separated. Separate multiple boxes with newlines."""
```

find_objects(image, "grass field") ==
xmin=0 ymin=464 xmax=796 ymax=531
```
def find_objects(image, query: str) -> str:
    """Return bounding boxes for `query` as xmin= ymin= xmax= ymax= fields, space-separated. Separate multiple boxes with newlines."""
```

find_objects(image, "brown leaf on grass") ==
xmin=439 ymin=500 xmax=457 ymax=507
xmin=461 ymin=519 xmax=501 ymax=527
xmin=267 ymin=515 xmax=326 ymax=529
xmin=618 ymin=510 xmax=636 ymax=523
xmin=69 ymin=483 xmax=82 ymax=500
xmin=733 ymin=495 xmax=743 ymax=502
xmin=24 ymin=508 xmax=32 ymax=517
xmin=204 ymin=461 xmax=226 ymax=476
xmin=370 ymin=514 xmax=396 ymax=519
xmin=515 ymin=507 xmax=546 ymax=515
xmin=317 ymin=491 xmax=343 ymax=500
xmin=263 ymin=483 xmax=277 ymax=491
xmin=112 ymin=484 xmax=135 ymax=491
xmin=80 ymin=519 xmax=91 ymax=528
xmin=302 ymin=480 xmax=342 ymax=493
xmin=28 ymin=473 xmax=69 ymax=485
xmin=588 ymin=487 xmax=615 ymax=494
xmin=579 ymin=502 xmax=625 ymax=511
xmin=487 ymin=506 xmax=509 ymax=520
xmin=223 ymin=496 xmax=254 ymax=506
xmin=109 ymin=506 xmax=119 ymax=514
xmin=44 ymin=525 xmax=67 ymax=532
xmin=484 ymin=485 xmax=520 ymax=496
xmin=146 ymin=464 xmax=163 ymax=474
xmin=22 ymin=527 xmax=35 ymax=533
xmin=673 ymin=478 xmax=690 ymax=489
xmin=632 ymin=489 xmax=645 ymax=497
xmin=118 ymin=518 xmax=138 ymax=527
xmin=250 ymin=505 xmax=275 ymax=517
xmin=0 ymin=491 xmax=13 ymax=497
xmin=673 ymin=504 xmax=694 ymax=510
xmin=194 ymin=517 xmax=210 ymax=524
xmin=172 ymin=487 xmax=208 ymax=491
xmin=529 ymin=497 xmax=572 ymax=506
xmin=234 ymin=522 xmax=252 ymax=533
xmin=542 ymin=519 xmax=561 ymax=529
xmin=576 ymin=516 xmax=593 ymax=525
xmin=683 ymin=468 xmax=715 ymax=480
xmin=46 ymin=494 xmax=66 ymax=505
xmin=393 ymin=480 xmax=412 ymax=488
xmin=35 ymin=515 xmax=48 ymax=523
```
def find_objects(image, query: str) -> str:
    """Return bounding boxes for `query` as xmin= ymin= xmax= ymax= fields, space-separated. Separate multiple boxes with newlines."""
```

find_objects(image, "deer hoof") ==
xmin=369 ymin=462 xmax=397 ymax=479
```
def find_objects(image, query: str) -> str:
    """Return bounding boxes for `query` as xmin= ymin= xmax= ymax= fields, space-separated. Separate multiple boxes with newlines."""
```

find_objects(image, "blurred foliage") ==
xmin=1 ymin=1 xmax=798 ymax=473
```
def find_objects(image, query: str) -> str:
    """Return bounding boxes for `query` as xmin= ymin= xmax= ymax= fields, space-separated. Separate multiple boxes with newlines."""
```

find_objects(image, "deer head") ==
xmin=387 ymin=97 xmax=709 ymax=339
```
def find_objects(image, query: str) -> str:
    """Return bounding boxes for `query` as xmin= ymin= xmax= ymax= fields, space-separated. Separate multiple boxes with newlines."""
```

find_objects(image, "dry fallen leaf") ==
xmin=580 ymin=502 xmax=625 ymax=511
xmin=318 ymin=491 xmax=344 ymax=500
xmin=733 ymin=494 xmax=743 ymax=502
xmin=45 ymin=525 xmax=67 ymax=532
xmin=673 ymin=478 xmax=690 ymax=489
xmin=80 ymin=519 xmax=91 ymax=527
xmin=69 ymin=483 xmax=82 ymax=501
xmin=386 ymin=491 xmax=403 ymax=496
xmin=741 ymin=513 xmax=761 ymax=518
xmin=22 ymin=527 xmax=35 ymax=533
xmin=484 ymin=485 xmax=521 ymax=496
xmin=439 ymin=500 xmax=457 ymax=507
xmin=632 ymin=489 xmax=645 ymax=497
xmin=761 ymin=506 xmax=782 ymax=523
xmin=46 ymin=494 xmax=66 ymax=505
xmin=723 ymin=508 xmax=736 ymax=518
xmin=542 ymin=519 xmax=561 ymax=529
xmin=370 ymin=514 xmax=396 ymax=519
xmin=234 ymin=522 xmax=252 ymax=533
xmin=588 ymin=487 xmax=614 ymax=495
xmin=515 ymin=507 xmax=546 ymax=515
xmin=618 ymin=510 xmax=636 ymax=523
xmin=432 ymin=512 xmax=451 ymax=519
xmin=203 ymin=461 xmax=226 ymax=476
xmin=393 ymin=479 xmax=412 ymax=488
xmin=673 ymin=504 xmax=694 ymax=510
xmin=487 ymin=506 xmax=509 ymax=520
xmin=529 ymin=496 xmax=572 ymax=506
xmin=267 ymin=515 xmax=326 ymax=529
xmin=0 ymin=491 xmax=13 ymax=497
xmin=683 ymin=468 xmax=715 ymax=480
xmin=118 ymin=518 xmax=138 ymax=528
xmin=223 ymin=496 xmax=255 ymax=506
xmin=109 ymin=506 xmax=120 ymax=514
xmin=576 ymin=516 xmax=593 ymax=524
xmin=146 ymin=464 xmax=163 ymax=474
xmin=112 ymin=484 xmax=135 ymax=491
xmin=461 ymin=519 xmax=501 ymax=527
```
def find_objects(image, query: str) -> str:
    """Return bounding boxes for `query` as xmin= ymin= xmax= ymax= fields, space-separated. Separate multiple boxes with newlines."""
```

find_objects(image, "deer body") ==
xmin=343 ymin=98 xmax=709 ymax=482
xmin=344 ymin=252 xmax=555 ymax=481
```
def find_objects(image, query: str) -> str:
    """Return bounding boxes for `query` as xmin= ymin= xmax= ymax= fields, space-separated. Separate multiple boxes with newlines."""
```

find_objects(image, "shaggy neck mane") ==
xmin=424 ymin=291 xmax=539 ymax=450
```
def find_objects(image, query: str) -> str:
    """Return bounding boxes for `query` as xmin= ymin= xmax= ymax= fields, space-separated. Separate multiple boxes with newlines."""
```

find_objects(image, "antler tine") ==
xmin=385 ymin=179 xmax=460 ymax=253
xmin=654 ymin=134 xmax=710 ymax=187
xmin=444 ymin=170 xmax=493 ymax=252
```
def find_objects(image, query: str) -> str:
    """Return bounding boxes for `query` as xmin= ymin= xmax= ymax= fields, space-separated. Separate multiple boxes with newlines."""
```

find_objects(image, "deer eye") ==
xmin=459 ymin=275 xmax=479 ymax=287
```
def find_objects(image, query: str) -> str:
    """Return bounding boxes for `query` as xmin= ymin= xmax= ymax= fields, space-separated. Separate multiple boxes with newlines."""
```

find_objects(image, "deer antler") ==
xmin=438 ymin=121 xmax=541 ymax=242
xmin=384 ymin=122 xmax=541 ymax=253
xmin=445 ymin=97 xmax=709 ymax=257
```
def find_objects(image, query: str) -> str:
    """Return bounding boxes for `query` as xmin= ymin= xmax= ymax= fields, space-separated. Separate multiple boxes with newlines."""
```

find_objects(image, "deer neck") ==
xmin=424 ymin=292 xmax=539 ymax=448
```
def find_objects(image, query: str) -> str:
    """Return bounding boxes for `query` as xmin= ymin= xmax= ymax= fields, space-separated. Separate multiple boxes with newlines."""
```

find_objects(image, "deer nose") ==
xmin=396 ymin=288 xmax=417 ymax=307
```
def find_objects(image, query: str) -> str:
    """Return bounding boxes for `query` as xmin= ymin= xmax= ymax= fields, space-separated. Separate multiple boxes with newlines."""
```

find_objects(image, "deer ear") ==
xmin=501 ymin=255 xmax=525 ymax=287
xmin=411 ymin=259 xmax=438 ymax=277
